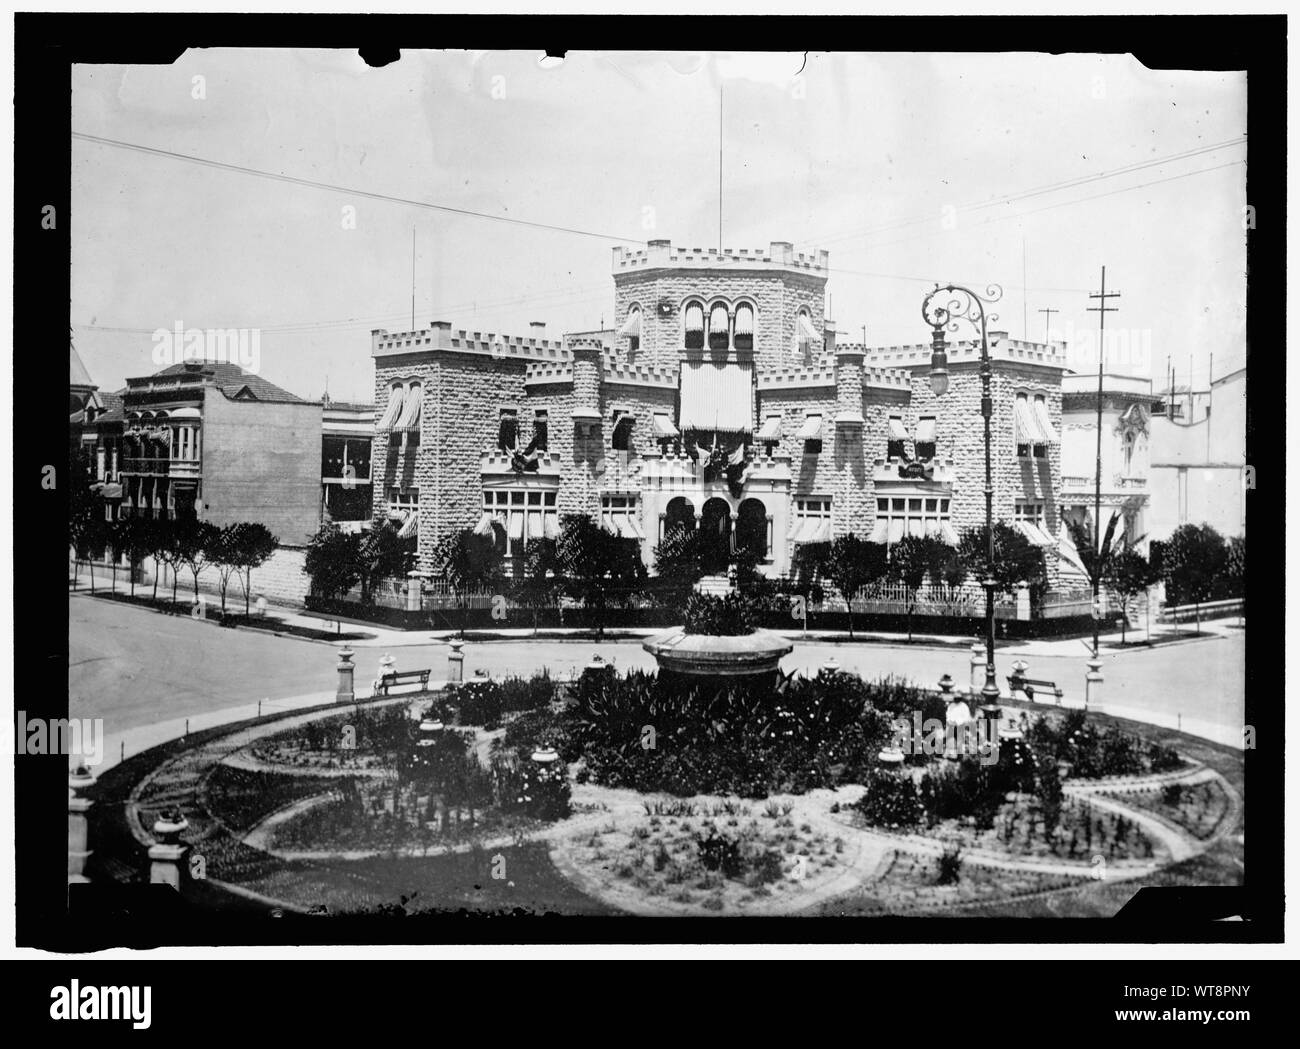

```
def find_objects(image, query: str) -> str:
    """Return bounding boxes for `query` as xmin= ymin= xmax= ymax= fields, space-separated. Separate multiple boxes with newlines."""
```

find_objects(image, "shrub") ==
xmin=492 ymin=752 xmax=571 ymax=822
xmin=856 ymin=771 xmax=924 ymax=829
xmin=499 ymin=670 xmax=556 ymax=714
xmin=696 ymin=828 xmax=745 ymax=877
xmin=935 ymin=844 xmax=963 ymax=885
xmin=682 ymin=591 xmax=756 ymax=636
xmin=452 ymin=678 xmax=505 ymax=727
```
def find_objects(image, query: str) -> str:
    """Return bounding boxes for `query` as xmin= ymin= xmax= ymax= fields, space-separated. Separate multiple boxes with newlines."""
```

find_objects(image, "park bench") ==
xmin=1007 ymin=673 xmax=1063 ymax=703
xmin=376 ymin=668 xmax=432 ymax=695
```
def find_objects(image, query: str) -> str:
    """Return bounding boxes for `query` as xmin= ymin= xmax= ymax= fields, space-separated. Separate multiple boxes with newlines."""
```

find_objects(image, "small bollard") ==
xmin=336 ymin=647 xmax=356 ymax=704
xmin=148 ymin=810 xmax=190 ymax=890
xmin=969 ymin=640 xmax=984 ymax=695
xmin=447 ymin=640 xmax=464 ymax=683
xmin=1085 ymin=656 xmax=1105 ymax=712
xmin=69 ymin=764 xmax=96 ymax=887
xmin=821 ymin=656 xmax=840 ymax=676
xmin=405 ymin=571 xmax=424 ymax=613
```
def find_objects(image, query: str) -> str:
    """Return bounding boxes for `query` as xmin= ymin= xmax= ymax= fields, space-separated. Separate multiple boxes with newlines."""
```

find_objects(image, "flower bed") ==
xmin=1101 ymin=779 xmax=1232 ymax=842
xmin=555 ymin=802 xmax=849 ymax=913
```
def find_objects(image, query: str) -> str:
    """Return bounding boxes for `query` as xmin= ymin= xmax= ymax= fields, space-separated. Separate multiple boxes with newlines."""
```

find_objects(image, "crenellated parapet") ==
xmin=613 ymin=239 xmax=829 ymax=275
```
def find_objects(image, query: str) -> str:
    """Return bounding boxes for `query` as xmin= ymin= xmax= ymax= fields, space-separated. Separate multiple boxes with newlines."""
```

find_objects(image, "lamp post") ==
xmin=921 ymin=282 xmax=1005 ymax=721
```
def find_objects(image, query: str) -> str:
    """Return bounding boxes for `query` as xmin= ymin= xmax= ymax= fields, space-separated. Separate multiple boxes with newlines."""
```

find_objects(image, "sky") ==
xmin=72 ymin=50 xmax=1247 ymax=404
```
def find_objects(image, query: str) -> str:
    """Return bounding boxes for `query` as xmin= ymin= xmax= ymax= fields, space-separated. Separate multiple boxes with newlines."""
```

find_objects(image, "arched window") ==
xmin=708 ymin=303 xmax=730 ymax=351
xmin=618 ymin=304 xmax=642 ymax=354
xmin=794 ymin=307 xmax=816 ymax=359
xmin=734 ymin=303 xmax=754 ymax=353
xmin=1124 ymin=430 xmax=1136 ymax=474
xmin=684 ymin=302 xmax=704 ymax=350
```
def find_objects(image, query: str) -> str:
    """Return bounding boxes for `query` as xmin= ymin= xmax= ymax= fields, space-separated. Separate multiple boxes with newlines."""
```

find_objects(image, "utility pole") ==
xmin=718 ymin=85 xmax=724 ymax=253
xmin=1086 ymin=267 xmax=1121 ymax=668
xmin=1037 ymin=306 xmax=1058 ymax=346
xmin=411 ymin=227 xmax=416 ymax=330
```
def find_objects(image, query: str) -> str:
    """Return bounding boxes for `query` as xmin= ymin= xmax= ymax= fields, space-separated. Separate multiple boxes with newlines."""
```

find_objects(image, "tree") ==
xmin=157 ymin=520 xmax=190 ymax=606
xmin=431 ymin=525 xmax=504 ymax=637
xmin=104 ymin=518 xmax=125 ymax=593
xmin=233 ymin=522 xmax=278 ymax=616
xmin=146 ymin=517 xmax=173 ymax=601
xmin=926 ymin=541 xmax=969 ymax=614
xmin=512 ymin=537 xmax=564 ymax=635
xmin=556 ymin=513 xmax=647 ymax=638
xmin=175 ymin=519 xmax=220 ymax=605
xmin=72 ymin=514 xmax=107 ymax=594
xmin=68 ymin=447 xmax=100 ymax=589
xmin=959 ymin=521 xmax=1048 ymax=604
xmin=304 ymin=522 xmax=363 ymax=600
xmin=889 ymin=534 xmax=943 ymax=641
xmin=358 ymin=517 xmax=411 ymax=605
xmin=1104 ymin=548 xmax=1157 ymax=644
xmin=651 ymin=524 xmax=706 ymax=610
xmin=1064 ymin=510 xmax=1124 ymax=601
xmin=120 ymin=516 xmax=154 ymax=598
xmin=1225 ymin=534 xmax=1246 ymax=600
xmin=824 ymin=533 xmax=888 ymax=639
xmin=1161 ymin=523 xmax=1228 ymax=634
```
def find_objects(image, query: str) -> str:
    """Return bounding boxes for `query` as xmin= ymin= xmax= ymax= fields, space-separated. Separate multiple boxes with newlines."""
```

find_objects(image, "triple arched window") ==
xmin=683 ymin=299 xmax=756 ymax=353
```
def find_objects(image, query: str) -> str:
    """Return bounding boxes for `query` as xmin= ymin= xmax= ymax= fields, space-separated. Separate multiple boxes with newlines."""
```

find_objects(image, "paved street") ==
xmin=70 ymin=593 xmax=1245 ymax=745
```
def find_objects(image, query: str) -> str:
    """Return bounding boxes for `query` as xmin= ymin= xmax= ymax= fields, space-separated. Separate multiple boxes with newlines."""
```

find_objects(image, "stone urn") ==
xmin=642 ymin=626 xmax=794 ymax=678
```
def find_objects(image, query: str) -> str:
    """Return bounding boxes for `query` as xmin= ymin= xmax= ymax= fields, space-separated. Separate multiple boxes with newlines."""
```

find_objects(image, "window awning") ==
xmin=734 ymin=305 xmax=753 ymax=335
xmin=618 ymin=310 xmax=642 ymax=337
xmin=1032 ymin=398 xmax=1058 ymax=443
xmin=916 ymin=417 xmax=937 ymax=444
xmin=1013 ymin=397 xmax=1046 ymax=444
xmin=397 ymin=511 xmax=420 ymax=539
xmin=395 ymin=384 xmax=423 ymax=431
xmin=684 ymin=303 xmax=704 ymax=332
xmin=121 ymin=492 xmax=134 ymax=510
xmin=709 ymin=304 xmax=729 ymax=333
xmin=869 ymin=519 xmax=889 ymax=544
xmin=1015 ymin=521 xmax=1055 ymax=547
xmin=652 ymin=413 xmax=680 ymax=439
xmin=756 ymin=414 xmax=782 ymax=441
xmin=796 ymin=313 xmax=820 ymax=342
xmin=907 ymin=517 xmax=926 ymax=538
xmin=602 ymin=509 xmax=644 ymax=540
xmin=100 ymin=482 xmax=123 ymax=499
xmin=1057 ymin=527 xmax=1089 ymax=574
xmin=376 ymin=387 xmax=405 ymax=432
xmin=508 ymin=511 xmax=525 ymax=540
xmin=794 ymin=518 xmax=832 ymax=544
xmin=473 ymin=512 xmax=497 ymax=537
xmin=887 ymin=519 xmax=906 ymax=545
xmin=796 ymin=413 xmax=823 ymax=440
xmin=679 ymin=360 xmax=753 ymax=433
xmin=543 ymin=515 xmax=560 ymax=540
xmin=887 ymin=417 xmax=909 ymax=441
xmin=938 ymin=522 xmax=960 ymax=547
xmin=527 ymin=511 xmax=543 ymax=541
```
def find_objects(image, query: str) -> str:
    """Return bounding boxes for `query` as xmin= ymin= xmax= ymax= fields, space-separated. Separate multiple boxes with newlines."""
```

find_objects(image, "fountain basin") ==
xmin=642 ymin=627 xmax=794 ymax=677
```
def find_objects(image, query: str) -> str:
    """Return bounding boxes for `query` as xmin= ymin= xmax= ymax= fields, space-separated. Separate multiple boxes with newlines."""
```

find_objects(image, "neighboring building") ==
xmin=1147 ymin=366 xmax=1246 ymax=541
xmin=1058 ymin=372 xmax=1159 ymax=576
xmin=371 ymin=239 xmax=1072 ymax=587
xmin=320 ymin=395 xmax=375 ymax=532
xmin=80 ymin=360 xmax=323 ymax=544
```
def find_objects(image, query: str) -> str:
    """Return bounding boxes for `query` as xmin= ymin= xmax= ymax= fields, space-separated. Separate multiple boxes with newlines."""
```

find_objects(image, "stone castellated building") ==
xmin=370 ymin=239 xmax=1070 ymax=587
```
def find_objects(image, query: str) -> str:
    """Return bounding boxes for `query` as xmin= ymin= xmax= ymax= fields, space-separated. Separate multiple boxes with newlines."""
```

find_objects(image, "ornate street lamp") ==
xmin=921 ymin=283 xmax=1005 ymax=722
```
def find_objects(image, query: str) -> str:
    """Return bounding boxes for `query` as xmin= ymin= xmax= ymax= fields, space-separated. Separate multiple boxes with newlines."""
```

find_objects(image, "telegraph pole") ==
xmin=1037 ymin=306 xmax=1058 ymax=346
xmin=1086 ymin=268 xmax=1121 ymax=664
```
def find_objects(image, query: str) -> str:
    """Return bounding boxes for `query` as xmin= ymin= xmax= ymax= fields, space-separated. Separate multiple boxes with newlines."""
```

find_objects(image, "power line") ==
xmin=72 ymin=131 xmax=647 ymax=245
xmin=799 ymin=136 xmax=1246 ymax=249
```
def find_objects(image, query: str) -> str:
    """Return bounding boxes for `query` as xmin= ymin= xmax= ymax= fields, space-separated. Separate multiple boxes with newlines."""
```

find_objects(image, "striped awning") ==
xmin=376 ymin=386 xmax=405 ymax=432
xmin=1013 ymin=397 xmax=1046 ymax=444
xmin=543 ymin=515 xmax=560 ymax=540
xmin=796 ymin=413 xmax=823 ymax=440
xmin=395 ymin=384 xmax=423 ymax=432
xmin=907 ymin=517 xmax=926 ymax=538
xmin=938 ymin=522 xmax=960 ymax=546
xmin=652 ymin=413 xmax=679 ymax=439
xmin=888 ymin=417 xmax=909 ymax=441
xmin=602 ymin=510 xmax=644 ymax=540
xmin=1015 ymin=521 xmax=1055 ymax=547
xmin=473 ymin=512 xmax=497 ymax=537
xmin=1032 ymin=397 xmax=1058 ymax=443
xmin=796 ymin=313 xmax=820 ymax=342
xmin=508 ymin=511 xmax=525 ymax=540
xmin=709 ymin=303 xmax=729 ymax=334
xmin=793 ymin=518 xmax=832 ymax=544
xmin=527 ymin=511 xmax=543 ymax=541
xmin=1057 ymin=527 xmax=1089 ymax=575
xmin=679 ymin=360 xmax=753 ymax=433
xmin=869 ymin=519 xmax=889 ymax=544
xmin=734 ymin=304 xmax=753 ymax=335
xmin=756 ymin=414 xmax=782 ymax=441
xmin=915 ymin=416 xmax=936 ymax=444
xmin=887 ymin=519 xmax=906 ymax=545
xmin=618 ymin=309 xmax=641 ymax=337
xmin=684 ymin=302 xmax=704 ymax=332
xmin=397 ymin=511 xmax=420 ymax=539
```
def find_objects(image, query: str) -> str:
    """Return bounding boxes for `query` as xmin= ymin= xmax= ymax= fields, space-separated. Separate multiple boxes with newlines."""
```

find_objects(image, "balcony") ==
xmin=170 ymin=457 xmax=201 ymax=480
xmin=1061 ymin=474 xmax=1148 ymax=496
xmin=120 ymin=456 xmax=170 ymax=475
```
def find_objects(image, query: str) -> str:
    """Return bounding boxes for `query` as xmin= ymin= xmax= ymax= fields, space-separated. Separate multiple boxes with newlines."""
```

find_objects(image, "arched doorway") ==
xmin=664 ymin=496 xmax=696 ymax=538
xmin=735 ymin=498 xmax=768 ymax=560
xmin=699 ymin=497 xmax=732 ymax=574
